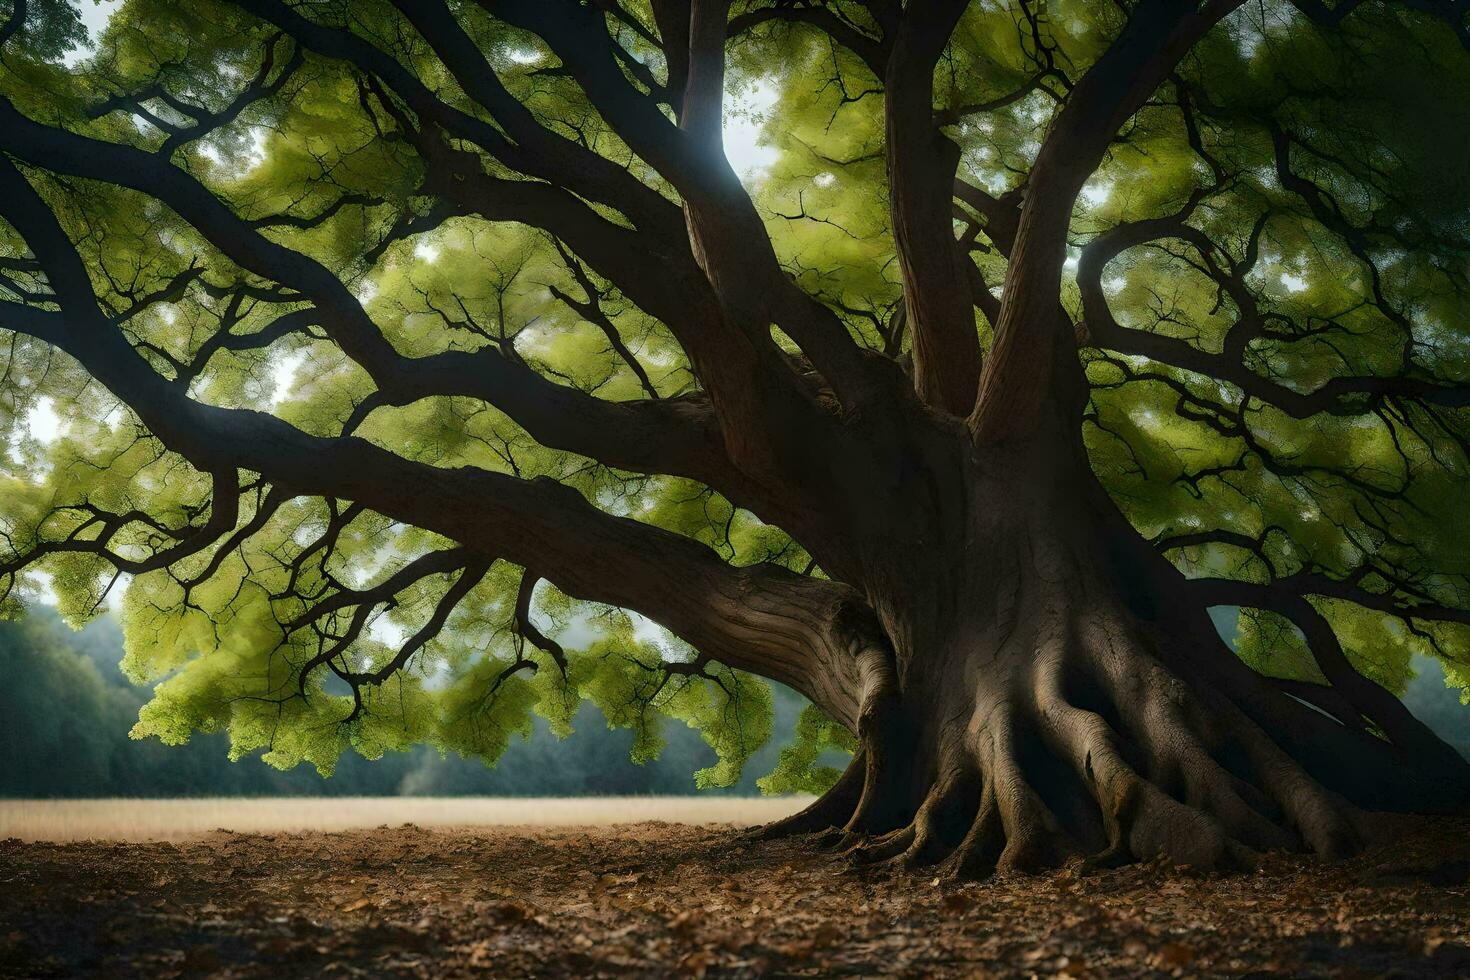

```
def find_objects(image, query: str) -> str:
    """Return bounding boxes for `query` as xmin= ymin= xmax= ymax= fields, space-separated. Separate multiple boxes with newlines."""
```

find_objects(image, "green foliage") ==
xmin=1 ymin=0 xmax=85 ymax=60
xmin=1233 ymin=607 xmax=1323 ymax=684
xmin=757 ymin=704 xmax=858 ymax=796
xmin=1229 ymin=600 xmax=1454 ymax=699
xmin=1 ymin=0 xmax=1469 ymax=787
xmin=663 ymin=664 xmax=774 ymax=790
xmin=553 ymin=632 xmax=775 ymax=788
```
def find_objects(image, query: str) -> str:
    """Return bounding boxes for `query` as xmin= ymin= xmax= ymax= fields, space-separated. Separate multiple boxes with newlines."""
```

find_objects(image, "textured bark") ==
xmin=885 ymin=0 xmax=980 ymax=415
xmin=760 ymin=410 xmax=1470 ymax=876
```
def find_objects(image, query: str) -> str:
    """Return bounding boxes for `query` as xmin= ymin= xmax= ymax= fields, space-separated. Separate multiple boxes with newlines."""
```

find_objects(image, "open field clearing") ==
xmin=4 ymin=817 xmax=1470 ymax=977
xmin=0 ymin=797 xmax=810 ymax=843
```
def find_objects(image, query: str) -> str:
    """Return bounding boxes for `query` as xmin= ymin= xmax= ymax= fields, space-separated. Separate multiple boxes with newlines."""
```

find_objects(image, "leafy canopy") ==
xmin=1 ymin=0 xmax=1469 ymax=784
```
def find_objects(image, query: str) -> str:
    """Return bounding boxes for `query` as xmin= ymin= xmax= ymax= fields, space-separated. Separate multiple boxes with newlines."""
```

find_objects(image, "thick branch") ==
xmin=0 ymin=155 xmax=877 ymax=729
xmin=885 ymin=0 xmax=981 ymax=415
xmin=0 ymin=99 xmax=750 ymax=493
xmin=970 ymin=0 xmax=1244 ymax=443
xmin=485 ymin=0 xmax=887 ymax=412
xmin=233 ymin=0 xmax=685 ymax=242
xmin=1186 ymin=575 xmax=1469 ymax=767
xmin=727 ymin=2 xmax=888 ymax=75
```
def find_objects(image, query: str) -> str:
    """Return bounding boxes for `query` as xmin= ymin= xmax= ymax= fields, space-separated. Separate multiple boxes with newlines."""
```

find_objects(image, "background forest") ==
xmin=5 ymin=605 xmax=1469 ymax=798
xmin=0 ymin=607 xmax=822 ymax=796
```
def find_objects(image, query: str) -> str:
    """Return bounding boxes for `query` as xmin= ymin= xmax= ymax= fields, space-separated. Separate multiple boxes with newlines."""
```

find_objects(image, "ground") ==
xmin=0 ymin=798 xmax=806 ymax=843
xmin=2 ymin=807 xmax=1470 ymax=978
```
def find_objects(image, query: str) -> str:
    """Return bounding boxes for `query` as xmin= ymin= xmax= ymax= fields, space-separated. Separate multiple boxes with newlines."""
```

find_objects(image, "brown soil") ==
xmin=2 ymin=817 xmax=1469 ymax=978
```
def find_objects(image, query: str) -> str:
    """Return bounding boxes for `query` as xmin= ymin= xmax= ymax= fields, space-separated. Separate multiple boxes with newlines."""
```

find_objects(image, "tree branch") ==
xmin=970 ymin=0 xmax=1245 ymax=443
xmin=1185 ymin=575 xmax=1470 ymax=765
xmin=885 ymin=0 xmax=981 ymax=415
xmin=0 ymin=153 xmax=880 ymax=730
xmin=0 ymin=99 xmax=752 ymax=494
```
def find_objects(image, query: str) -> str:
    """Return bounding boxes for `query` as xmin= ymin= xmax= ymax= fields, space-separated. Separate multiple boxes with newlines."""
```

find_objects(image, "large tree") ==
xmin=3 ymin=0 xmax=1470 ymax=873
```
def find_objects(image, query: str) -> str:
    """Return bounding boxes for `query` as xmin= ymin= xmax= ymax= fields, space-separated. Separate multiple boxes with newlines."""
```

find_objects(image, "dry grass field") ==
xmin=0 ymin=796 xmax=809 ymax=842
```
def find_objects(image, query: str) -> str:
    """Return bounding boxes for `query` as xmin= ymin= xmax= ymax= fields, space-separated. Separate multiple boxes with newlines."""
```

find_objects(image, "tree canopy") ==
xmin=1 ymin=0 xmax=1468 ymax=799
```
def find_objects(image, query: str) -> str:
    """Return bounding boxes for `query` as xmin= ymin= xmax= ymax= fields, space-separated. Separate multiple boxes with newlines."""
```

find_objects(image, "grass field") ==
xmin=0 ymin=796 xmax=811 ymax=842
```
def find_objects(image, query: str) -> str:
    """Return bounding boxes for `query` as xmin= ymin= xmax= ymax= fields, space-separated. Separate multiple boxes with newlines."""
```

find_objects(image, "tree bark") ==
xmin=764 ymin=407 xmax=1470 ymax=876
xmin=885 ymin=0 xmax=981 ymax=416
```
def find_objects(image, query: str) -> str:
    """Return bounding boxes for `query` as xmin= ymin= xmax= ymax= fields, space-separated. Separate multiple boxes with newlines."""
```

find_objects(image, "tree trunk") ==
xmin=765 ymin=411 xmax=1470 ymax=877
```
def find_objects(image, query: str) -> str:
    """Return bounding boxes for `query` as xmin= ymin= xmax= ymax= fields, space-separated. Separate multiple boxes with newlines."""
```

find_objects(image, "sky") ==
xmin=61 ymin=0 xmax=122 ymax=66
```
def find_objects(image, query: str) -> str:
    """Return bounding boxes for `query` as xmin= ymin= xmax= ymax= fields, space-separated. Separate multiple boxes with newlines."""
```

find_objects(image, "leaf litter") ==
xmin=2 ymin=814 xmax=1469 ymax=977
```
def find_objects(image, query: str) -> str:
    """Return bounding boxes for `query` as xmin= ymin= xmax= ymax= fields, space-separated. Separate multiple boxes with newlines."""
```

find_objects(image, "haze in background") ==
xmin=0 ymin=610 xmax=829 ymax=797
xmin=5 ymin=606 xmax=1468 ymax=798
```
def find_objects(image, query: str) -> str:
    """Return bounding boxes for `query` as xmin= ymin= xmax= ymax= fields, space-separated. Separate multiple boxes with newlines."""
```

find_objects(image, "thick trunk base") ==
xmin=759 ymin=577 xmax=1470 ymax=878
xmin=794 ymin=613 xmax=1364 ymax=876
xmin=759 ymin=432 xmax=1470 ymax=877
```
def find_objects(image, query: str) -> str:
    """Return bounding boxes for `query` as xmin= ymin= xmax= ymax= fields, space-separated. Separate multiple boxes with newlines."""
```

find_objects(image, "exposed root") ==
xmin=1035 ymin=640 xmax=1283 ymax=869
xmin=754 ymin=604 xmax=1372 ymax=880
xmin=899 ymin=758 xmax=983 ymax=867
xmin=749 ymin=644 xmax=905 ymax=846
xmin=1225 ymin=710 xmax=1363 ymax=859
xmin=978 ymin=705 xmax=1074 ymax=874
xmin=847 ymin=744 xmax=981 ymax=869
xmin=1083 ymin=614 xmax=1364 ymax=862
xmin=745 ymin=750 xmax=866 ymax=842
xmin=945 ymin=779 xmax=1006 ymax=878
xmin=839 ymin=645 xmax=910 ymax=837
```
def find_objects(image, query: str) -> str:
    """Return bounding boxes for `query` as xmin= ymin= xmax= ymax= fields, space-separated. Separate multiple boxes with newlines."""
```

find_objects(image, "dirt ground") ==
xmin=3 ymin=817 xmax=1470 ymax=978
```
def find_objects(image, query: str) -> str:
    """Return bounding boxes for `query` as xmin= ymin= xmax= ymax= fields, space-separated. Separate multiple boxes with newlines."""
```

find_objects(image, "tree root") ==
xmin=755 ymin=609 xmax=1370 ymax=878
xmin=745 ymin=749 xmax=867 ymax=842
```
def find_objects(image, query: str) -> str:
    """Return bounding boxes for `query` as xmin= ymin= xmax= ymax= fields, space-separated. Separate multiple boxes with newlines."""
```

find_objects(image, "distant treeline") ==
xmin=0 ymin=610 xmax=823 ymax=797
xmin=5 ymin=608 xmax=1467 ymax=798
